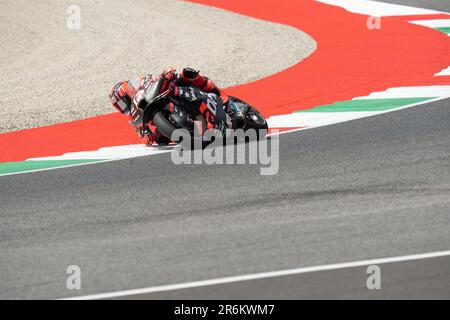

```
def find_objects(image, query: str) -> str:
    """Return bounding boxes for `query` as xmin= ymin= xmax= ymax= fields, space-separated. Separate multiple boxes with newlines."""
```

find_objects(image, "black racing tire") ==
xmin=153 ymin=111 xmax=207 ymax=148
xmin=152 ymin=112 xmax=178 ymax=141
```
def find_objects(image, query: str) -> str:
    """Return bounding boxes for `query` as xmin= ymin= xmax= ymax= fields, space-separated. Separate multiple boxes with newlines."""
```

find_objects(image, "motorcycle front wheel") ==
xmin=153 ymin=111 xmax=208 ymax=148
xmin=152 ymin=111 xmax=178 ymax=141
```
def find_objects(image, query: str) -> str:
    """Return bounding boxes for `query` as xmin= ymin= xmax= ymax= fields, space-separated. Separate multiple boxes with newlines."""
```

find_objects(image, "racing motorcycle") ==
xmin=130 ymin=76 xmax=268 ymax=146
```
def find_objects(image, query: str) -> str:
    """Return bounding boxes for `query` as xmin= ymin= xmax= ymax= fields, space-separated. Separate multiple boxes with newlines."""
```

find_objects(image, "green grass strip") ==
xmin=435 ymin=27 xmax=450 ymax=34
xmin=295 ymin=97 xmax=435 ymax=113
xmin=0 ymin=159 xmax=105 ymax=175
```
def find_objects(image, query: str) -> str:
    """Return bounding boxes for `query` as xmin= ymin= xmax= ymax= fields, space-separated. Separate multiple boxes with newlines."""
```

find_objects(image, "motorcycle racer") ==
xmin=109 ymin=67 xmax=232 ymax=145
xmin=163 ymin=67 xmax=229 ymax=106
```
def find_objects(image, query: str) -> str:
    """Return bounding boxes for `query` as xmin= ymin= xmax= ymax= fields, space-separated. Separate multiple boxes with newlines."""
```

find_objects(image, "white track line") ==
xmin=64 ymin=250 xmax=450 ymax=300
xmin=353 ymin=85 xmax=450 ymax=99
xmin=27 ymin=144 xmax=174 ymax=161
xmin=410 ymin=19 xmax=450 ymax=28
xmin=316 ymin=0 xmax=441 ymax=16
xmin=435 ymin=66 xmax=450 ymax=76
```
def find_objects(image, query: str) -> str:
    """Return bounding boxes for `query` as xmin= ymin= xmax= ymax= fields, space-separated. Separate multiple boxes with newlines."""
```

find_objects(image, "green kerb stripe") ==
xmin=436 ymin=27 xmax=450 ymax=34
xmin=0 ymin=159 xmax=105 ymax=175
xmin=295 ymin=97 xmax=435 ymax=113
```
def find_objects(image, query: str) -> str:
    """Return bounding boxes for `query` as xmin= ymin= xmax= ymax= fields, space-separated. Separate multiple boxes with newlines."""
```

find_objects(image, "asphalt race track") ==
xmin=2 ymin=96 xmax=450 ymax=299
xmin=1 ymin=0 xmax=449 ymax=299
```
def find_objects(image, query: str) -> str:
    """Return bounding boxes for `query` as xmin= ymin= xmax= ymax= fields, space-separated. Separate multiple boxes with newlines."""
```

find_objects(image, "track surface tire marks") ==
xmin=1 ymin=98 xmax=450 ymax=299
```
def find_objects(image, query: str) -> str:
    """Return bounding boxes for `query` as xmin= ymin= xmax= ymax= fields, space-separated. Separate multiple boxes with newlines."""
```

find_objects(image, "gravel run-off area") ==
xmin=0 ymin=0 xmax=316 ymax=133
